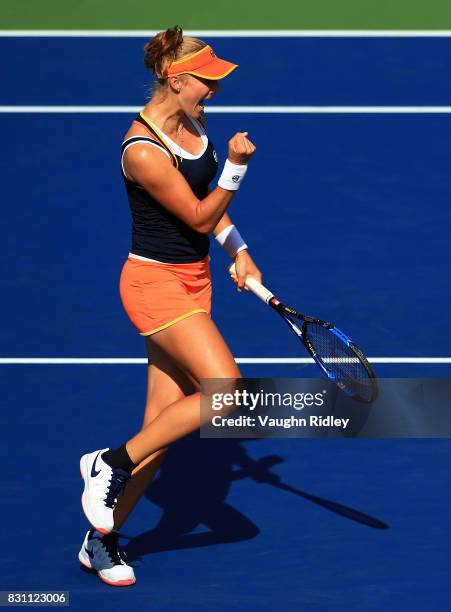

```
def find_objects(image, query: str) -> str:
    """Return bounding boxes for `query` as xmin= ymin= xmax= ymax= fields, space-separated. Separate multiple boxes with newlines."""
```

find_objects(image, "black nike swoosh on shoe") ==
xmin=91 ymin=451 xmax=102 ymax=477
xmin=84 ymin=546 xmax=95 ymax=560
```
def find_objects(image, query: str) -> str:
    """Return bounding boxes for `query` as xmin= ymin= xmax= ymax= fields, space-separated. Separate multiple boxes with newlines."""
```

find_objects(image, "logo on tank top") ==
xmin=213 ymin=149 xmax=218 ymax=163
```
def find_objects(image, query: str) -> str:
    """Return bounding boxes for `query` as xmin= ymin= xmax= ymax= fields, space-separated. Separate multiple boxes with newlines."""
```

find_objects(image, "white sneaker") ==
xmin=80 ymin=449 xmax=131 ymax=534
xmin=78 ymin=529 xmax=136 ymax=587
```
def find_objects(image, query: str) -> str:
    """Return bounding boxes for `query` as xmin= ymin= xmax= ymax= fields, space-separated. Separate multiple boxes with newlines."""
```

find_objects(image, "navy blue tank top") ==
xmin=121 ymin=113 xmax=219 ymax=263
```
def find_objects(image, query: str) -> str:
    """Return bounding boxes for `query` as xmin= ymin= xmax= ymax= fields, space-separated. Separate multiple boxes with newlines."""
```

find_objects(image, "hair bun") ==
xmin=144 ymin=26 xmax=184 ymax=78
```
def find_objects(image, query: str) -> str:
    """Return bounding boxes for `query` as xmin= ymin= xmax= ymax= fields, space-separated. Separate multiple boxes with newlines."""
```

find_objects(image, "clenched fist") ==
xmin=228 ymin=132 xmax=257 ymax=165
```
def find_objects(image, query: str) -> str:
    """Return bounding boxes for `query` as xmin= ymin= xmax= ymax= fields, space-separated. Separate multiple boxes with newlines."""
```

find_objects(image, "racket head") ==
xmin=301 ymin=319 xmax=378 ymax=404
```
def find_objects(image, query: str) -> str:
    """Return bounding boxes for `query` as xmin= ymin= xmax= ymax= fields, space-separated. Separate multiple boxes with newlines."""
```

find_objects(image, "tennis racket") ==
xmin=229 ymin=265 xmax=378 ymax=404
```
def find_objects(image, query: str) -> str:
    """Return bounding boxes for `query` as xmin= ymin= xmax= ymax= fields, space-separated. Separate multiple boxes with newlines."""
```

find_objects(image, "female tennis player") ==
xmin=78 ymin=26 xmax=260 ymax=586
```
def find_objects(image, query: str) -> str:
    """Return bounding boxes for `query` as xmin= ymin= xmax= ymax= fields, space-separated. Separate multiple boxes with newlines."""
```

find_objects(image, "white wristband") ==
xmin=217 ymin=159 xmax=248 ymax=191
xmin=215 ymin=224 xmax=248 ymax=258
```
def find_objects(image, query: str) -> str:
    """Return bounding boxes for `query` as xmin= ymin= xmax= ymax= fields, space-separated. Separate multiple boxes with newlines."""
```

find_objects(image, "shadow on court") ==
xmin=122 ymin=434 xmax=388 ymax=562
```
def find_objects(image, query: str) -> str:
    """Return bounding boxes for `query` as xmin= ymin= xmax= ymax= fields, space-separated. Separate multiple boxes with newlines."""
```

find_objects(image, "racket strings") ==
xmin=304 ymin=323 xmax=374 ymax=402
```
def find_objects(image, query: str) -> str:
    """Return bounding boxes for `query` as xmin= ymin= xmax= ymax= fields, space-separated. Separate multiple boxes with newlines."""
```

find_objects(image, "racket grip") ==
xmin=228 ymin=263 xmax=274 ymax=304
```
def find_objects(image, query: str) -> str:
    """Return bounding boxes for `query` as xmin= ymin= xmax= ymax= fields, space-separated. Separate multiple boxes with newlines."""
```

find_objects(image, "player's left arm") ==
xmin=212 ymin=211 xmax=234 ymax=237
xmin=212 ymin=211 xmax=262 ymax=291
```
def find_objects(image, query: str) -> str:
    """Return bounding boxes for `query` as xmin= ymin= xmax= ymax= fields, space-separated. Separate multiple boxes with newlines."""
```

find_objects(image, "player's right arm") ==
xmin=123 ymin=131 xmax=256 ymax=234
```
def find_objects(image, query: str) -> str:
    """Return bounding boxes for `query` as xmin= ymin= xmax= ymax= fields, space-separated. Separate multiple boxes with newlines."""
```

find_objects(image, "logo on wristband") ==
xmin=232 ymin=175 xmax=240 ymax=183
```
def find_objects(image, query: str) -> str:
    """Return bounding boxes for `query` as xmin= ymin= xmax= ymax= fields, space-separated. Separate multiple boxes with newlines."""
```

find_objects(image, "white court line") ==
xmin=2 ymin=106 xmax=451 ymax=114
xmin=0 ymin=358 xmax=450 ymax=365
xmin=238 ymin=358 xmax=451 ymax=364
xmin=2 ymin=30 xmax=451 ymax=37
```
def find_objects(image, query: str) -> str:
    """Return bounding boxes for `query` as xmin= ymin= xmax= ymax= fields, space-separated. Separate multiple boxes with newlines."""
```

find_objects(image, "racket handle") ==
xmin=228 ymin=263 xmax=274 ymax=304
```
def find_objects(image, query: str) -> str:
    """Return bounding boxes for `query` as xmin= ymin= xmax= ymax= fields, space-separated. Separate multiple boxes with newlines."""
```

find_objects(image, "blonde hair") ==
xmin=144 ymin=26 xmax=207 ymax=96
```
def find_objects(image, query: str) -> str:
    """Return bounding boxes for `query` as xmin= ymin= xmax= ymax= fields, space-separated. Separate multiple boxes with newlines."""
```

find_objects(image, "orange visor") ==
xmin=166 ymin=45 xmax=238 ymax=80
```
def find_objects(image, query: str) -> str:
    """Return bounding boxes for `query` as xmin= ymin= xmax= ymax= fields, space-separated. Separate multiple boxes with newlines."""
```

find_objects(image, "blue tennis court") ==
xmin=1 ymin=34 xmax=451 ymax=610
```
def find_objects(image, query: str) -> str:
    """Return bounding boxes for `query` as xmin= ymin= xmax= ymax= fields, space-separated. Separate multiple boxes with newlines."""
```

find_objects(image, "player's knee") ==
xmin=191 ymin=364 xmax=242 ymax=388
xmin=203 ymin=374 xmax=243 ymax=418
xmin=210 ymin=363 xmax=242 ymax=380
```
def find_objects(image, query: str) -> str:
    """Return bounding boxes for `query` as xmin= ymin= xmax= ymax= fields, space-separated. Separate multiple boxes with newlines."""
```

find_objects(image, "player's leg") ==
xmin=78 ymin=345 xmax=197 ymax=584
xmin=81 ymin=312 xmax=240 ymax=533
xmin=125 ymin=311 xmax=241 ymax=464
xmin=113 ymin=343 xmax=196 ymax=531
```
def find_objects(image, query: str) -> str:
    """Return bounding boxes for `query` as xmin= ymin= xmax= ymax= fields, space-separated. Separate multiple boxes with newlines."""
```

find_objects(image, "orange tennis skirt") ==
xmin=119 ymin=255 xmax=212 ymax=336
